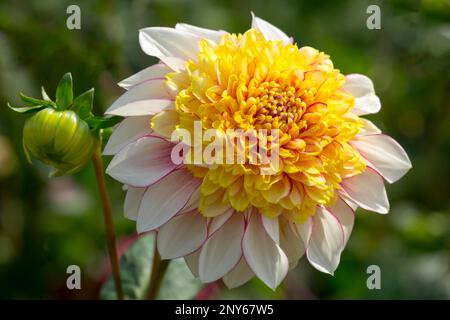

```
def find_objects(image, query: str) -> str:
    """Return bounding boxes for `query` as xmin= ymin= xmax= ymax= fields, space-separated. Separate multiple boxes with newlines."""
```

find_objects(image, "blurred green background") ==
xmin=0 ymin=0 xmax=449 ymax=299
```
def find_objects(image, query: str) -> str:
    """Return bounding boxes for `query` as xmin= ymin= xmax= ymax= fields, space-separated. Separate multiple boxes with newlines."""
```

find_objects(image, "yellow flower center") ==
xmin=155 ymin=29 xmax=366 ymax=223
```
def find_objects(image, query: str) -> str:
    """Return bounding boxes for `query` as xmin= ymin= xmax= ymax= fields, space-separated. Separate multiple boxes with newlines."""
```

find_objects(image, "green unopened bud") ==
xmin=23 ymin=108 xmax=95 ymax=177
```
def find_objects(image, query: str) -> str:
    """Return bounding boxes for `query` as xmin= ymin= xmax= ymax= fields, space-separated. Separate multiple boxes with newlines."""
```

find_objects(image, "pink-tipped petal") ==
xmin=103 ymin=116 xmax=152 ymax=155
xmin=184 ymin=250 xmax=200 ymax=277
xmin=222 ymin=258 xmax=255 ymax=289
xmin=106 ymin=136 xmax=176 ymax=187
xmin=137 ymin=169 xmax=201 ymax=232
xmin=243 ymin=212 xmax=288 ymax=290
xmin=207 ymin=208 xmax=234 ymax=236
xmin=352 ymin=134 xmax=412 ymax=183
xmin=157 ymin=211 xmax=207 ymax=259
xmin=327 ymin=197 xmax=355 ymax=245
xmin=306 ymin=206 xmax=345 ymax=275
xmin=105 ymin=79 xmax=174 ymax=116
xmin=340 ymin=168 xmax=389 ymax=214
xmin=199 ymin=213 xmax=245 ymax=283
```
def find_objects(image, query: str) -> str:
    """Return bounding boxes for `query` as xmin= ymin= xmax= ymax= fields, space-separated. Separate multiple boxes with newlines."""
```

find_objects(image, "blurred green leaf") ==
xmin=72 ymin=88 xmax=94 ymax=120
xmin=55 ymin=73 xmax=73 ymax=109
xmin=100 ymin=234 xmax=202 ymax=300
xmin=7 ymin=102 xmax=46 ymax=114
xmin=19 ymin=93 xmax=55 ymax=108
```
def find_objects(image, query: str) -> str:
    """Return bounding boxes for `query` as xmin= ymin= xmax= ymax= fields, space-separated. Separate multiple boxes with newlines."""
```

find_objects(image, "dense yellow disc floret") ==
xmin=155 ymin=29 xmax=366 ymax=223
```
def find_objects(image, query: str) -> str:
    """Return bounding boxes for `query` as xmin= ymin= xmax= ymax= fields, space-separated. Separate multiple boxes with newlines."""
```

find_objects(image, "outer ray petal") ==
xmin=118 ymin=63 xmax=171 ymax=90
xmin=199 ymin=213 xmax=245 ymax=282
xmin=137 ymin=169 xmax=201 ymax=232
xmin=157 ymin=211 xmax=207 ymax=259
xmin=343 ymin=74 xmax=381 ymax=115
xmin=175 ymin=23 xmax=227 ymax=43
xmin=139 ymin=27 xmax=201 ymax=61
xmin=352 ymin=134 xmax=412 ymax=183
xmin=106 ymin=136 xmax=176 ymax=187
xmin=223 ymin=258 xmax=255 ymax=289
xmin=105 ymin=79 xmax=174 ymax=116
xmin=340 ymin=168 xmax=389 ymax=214
xmin=306 ymin=206 xmax=345 ymax=275
xmin=243 ymin=212 xmax=288 ymax=289
xmin=103 ymin=116 xmax=152 ymax=155
xmin=251 ymin=12 xmax=291 ymax=44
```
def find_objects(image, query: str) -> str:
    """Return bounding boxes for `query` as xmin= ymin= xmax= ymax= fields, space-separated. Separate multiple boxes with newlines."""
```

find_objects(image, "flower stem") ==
xmin=146 ymin=241 xmax=170 ymax=300
xmin=92 ymin=146 xmax=124 ymax=300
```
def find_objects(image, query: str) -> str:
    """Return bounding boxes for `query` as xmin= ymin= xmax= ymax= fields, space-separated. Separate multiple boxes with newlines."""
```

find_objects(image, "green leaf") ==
xmin=86 ymin=115 xmax=122 ymax=131
xmin=41 ymin=86 xmax=52 ymax=101
xmin=7 ymin=102 xmax=46 ymax=114
xmin=55 ymin=72 xmax=73 ymax=109
xmin=19 ymin=93 xmax=55 ymax=108
xmin=100 ymin=234 xmax=203 ymax=300
xmin=72 ymin=88 xmax=94 ymax=120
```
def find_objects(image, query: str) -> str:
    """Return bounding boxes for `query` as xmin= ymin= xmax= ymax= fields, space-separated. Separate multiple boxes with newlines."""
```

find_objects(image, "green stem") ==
xmin=146 ymin=241 xmax=170 ymax=300
xmin=92 ymin=146 xmax=124 ymax=300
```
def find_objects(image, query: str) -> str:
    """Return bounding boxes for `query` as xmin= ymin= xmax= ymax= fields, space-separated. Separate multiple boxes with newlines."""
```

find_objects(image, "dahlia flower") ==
xmin=104 ymin=14 xmax=411 ymax=289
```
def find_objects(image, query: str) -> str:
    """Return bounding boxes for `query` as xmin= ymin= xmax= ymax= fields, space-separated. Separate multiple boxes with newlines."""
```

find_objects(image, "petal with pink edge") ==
xmin=327 ymin=197 xmax=354 ymax=245
xmin=103 ymin=116 xmax=152 ymax=155
xmin=306 ymin=206 xmax=345 ymax=275
xmin=223 ymin=258 xmax=255 ymax=289
xmin=106 ymin=136 xmax=176 ymax=187
xmin=137 ymin=169 xmax=201 ymax=232
xmin=157 ymin=211 xmax=207 ymax=259
xmin=340 ymin=168 xmax=389 ymax=214
xmin=280 ymin=221 xmax=305 ymax=269
xmin=118 ymin=64 xmax=171 ymax=90
xmin=105 ymin=79 xmax=173 ymax=116
xmin=243 ymin=212 xmax=288 ymax=290
xmin=352 ymin=134 xmax=412 ymax=183
xmin=124 ymin=186 xmax=145 ymax=221
xmin=199 ymin=213 xmax=245 ymax=283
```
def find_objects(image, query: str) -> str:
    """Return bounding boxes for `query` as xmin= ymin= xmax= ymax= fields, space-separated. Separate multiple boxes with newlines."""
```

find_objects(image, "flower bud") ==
xmin=23 ymin=108 xmax=95 ymax=176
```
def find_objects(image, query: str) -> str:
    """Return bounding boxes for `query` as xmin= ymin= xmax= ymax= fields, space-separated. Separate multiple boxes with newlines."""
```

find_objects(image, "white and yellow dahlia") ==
xmin=104 ymin=14 xmax=411 ymax=289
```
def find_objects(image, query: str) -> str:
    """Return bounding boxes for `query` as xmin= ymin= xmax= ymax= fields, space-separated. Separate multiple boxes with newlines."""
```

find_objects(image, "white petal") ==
xmin=292 ymin=217 xmax=312 ymax=246
xmin=306 ymin=206 xmax=345 ymax=275
xmin=340 ymin=168 xmax=389 ymax=214
xmin=118 ymin=64 xmax=171 ymax=90
xmin=251 ymin=12 xmax=291 ymax=44
xmin=222 ymin=258 xmax=255 ymax=289
xmin=106 ymin=136 xmax=176 ymax=187
xmin=105 ymin=79 xmax=173 ymax=116
xmin=139 ymin=27 xmax=201 ymax=61
xmin=199 ymin=213 xmax=245 ymax=283
xmin=184 ymin=250 xmax=200 ymax=277
xmin=159 ymin=56 xmax=186 ymax=72
xmin=327 ymin=197 xmax=354 ymax=245
xmin=243 ymin=213 xmax=288 ymax=290
xmin=103 ymin=116 xmax=152 ymax=155
xmin=180 ymin=186 xmax=201 ymax=214
xmin=207 ymin=208 xmax=234 ymax=235
xmin=157 ymin=211 xmax=207 ymax=259
xmin=358 ymin=118 xmax=381 ymax=136
xmin=352 ymin=134 xmax=412 ymax=183
xmin=124 ymin=186 xmax=145 ymax=221
xmin=280 ymin=221 xmax=305 ymax=270
xmin=175 ymin=23 xmax=227 ymax=43
xmin=343 ymin=74 xmax=381 ymax=115
xmin=262 ymin=215 xmax=280 ymax=243
xmin=137 ymin=169 xmax=201 ymax=232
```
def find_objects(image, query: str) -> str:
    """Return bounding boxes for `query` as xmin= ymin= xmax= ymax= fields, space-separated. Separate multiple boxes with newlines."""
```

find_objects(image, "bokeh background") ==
xmin=0 ymin=0 xmax=449 ymax=299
